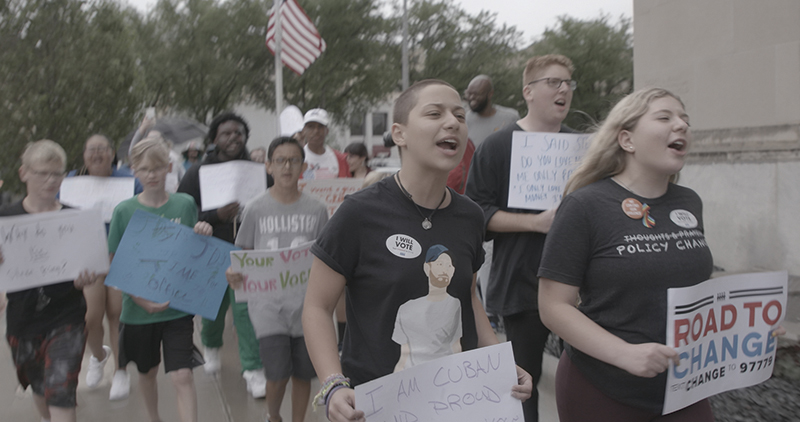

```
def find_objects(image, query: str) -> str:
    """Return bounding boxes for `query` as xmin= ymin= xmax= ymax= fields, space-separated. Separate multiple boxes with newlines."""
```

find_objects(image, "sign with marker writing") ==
xmin=0 ymin=209 xmax=109 ymax=292
xmin=298 ymin=179 xmax=362 ymax=217
xmin=199 ymin=161 xmax=267 ymax=211
xmin=663 ymin=271 xmax=787 ymax=414
xmin=507 ymin=131 xmax=591 ymax=210
xmin=60 ymin=176 xmax=135 ymax=222
xmin=105 ymin=210 xmax=237 ymax=320
xmin=231 ymin=241 xmax=314 ymax=303
xmin=355 ymin=342 xmax=523 ymax=422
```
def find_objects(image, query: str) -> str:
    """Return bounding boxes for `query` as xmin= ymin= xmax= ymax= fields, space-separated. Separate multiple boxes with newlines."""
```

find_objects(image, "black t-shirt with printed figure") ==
xmin=538 ymin=178 xmax=714 ymax=414
xmin=1 ymin=201 xmax=87 ymax=338
xmin=312 ymin=176 xmax=485 ymax=386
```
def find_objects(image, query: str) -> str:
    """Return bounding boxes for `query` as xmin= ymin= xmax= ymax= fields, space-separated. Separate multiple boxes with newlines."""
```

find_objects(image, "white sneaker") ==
xmin=85 ymin=345 xmax=111 ymax=388
xmin=109 ymin=370 xmax=130 ymax=400
xmin=242 ymin=369 xmax=266 ymax=399
xmin=204 ymin=347 xmax=221 ymax=374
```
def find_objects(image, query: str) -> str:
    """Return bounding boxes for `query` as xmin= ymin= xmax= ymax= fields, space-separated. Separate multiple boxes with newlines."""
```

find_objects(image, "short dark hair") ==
xmin=267 ymin=136 xmax=304 ymax=161
xmin=344 ymin=142 xmax=368 ymax=157
xmin=206 ymin=112 xmax=250 ymax=145
xmin=392 ymin=79 xmax=457 ymax=125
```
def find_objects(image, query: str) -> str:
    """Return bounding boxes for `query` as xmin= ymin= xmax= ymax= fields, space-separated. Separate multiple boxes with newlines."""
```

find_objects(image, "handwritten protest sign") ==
xmin=230 ymin=241 xmax=314 ymax=303
xmin=298 ymin=179 xmax=362 ymax=217
xmin=0 ymin=209 xmax=109 ymax=292
xmin=507 ymin=131 xmax=591 ymax=210
xmin=199 ymin=161 xmax=267 ymax=211
xmin=60 ymin=176 xmax=135 ymax=222
xmin=355 ymin=342 xmax=523 ymax=422
xmin=663 ymin=271 xmax=787 ymax=414
xmin=105 ymin=210 xmax=238 ymax=320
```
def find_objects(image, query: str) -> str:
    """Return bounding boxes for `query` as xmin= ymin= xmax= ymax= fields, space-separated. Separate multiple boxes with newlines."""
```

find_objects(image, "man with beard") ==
xmin=463 ymin=76 xmax=520 ymax=319
xmin=391 ymin=245 xmax=462 ymax=372
xmin=177 ymin=112 xmax=267 ymax=398
xmin=464 ymin=75 xmax=520 ymax=147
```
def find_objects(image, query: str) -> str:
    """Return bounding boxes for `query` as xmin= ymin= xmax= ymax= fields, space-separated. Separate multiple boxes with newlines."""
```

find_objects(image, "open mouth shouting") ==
xmin=668 ymin=139 xmax=688 ymax=153
xmin=436 ymin=138 xmax=459 ymax=155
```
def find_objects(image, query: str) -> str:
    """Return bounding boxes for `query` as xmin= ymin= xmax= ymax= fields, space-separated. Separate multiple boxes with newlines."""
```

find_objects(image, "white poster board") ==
xmin=0 ymin=209 xmax=109 ymax=292
xmin=59 ymin=176 xmax=135 ymax=222
xmin=354 ymin=342 xmax=523 ymax=422
xmin=199 ymin=161 xmax=267 ymax=211
xmin=663 ymin=271 xmax=787 ymax=414
xmin=297 ymin=178 xmax=363 ymax=217
xmin=507 ymin=131 xmax=591 ymax=210
xmin=230 ymin=241 xmax=314 ymax=303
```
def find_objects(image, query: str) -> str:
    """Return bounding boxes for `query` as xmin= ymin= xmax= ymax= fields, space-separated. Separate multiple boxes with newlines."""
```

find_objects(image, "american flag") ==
xmin=266 ymin=0 xmax=326 ymax=76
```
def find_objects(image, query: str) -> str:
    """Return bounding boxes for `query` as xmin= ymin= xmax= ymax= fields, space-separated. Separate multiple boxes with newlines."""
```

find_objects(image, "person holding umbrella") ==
xmin=182 ymin=142 xmax=203 ymax=170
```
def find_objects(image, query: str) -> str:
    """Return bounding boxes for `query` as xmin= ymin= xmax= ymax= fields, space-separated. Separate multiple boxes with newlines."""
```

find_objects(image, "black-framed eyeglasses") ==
xmin=271 ymin=157 xmax=304 ymax=166
xmin=527 ymin=78 xmax=577 ymax=91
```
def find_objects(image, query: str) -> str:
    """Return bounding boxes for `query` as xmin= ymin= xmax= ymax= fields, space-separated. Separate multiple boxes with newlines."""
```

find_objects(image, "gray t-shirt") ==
xmin=236 ymin=191 xmax=329 ymax=337
xmin=466 ymin=104 xmax=520 ymax=147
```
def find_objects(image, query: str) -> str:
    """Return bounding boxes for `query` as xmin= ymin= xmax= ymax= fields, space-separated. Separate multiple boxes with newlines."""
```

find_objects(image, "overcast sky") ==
xmin=457 ymin=0 xmax=632 ymax=44
xmin=121 ymin=0 xmax=632 ymax=44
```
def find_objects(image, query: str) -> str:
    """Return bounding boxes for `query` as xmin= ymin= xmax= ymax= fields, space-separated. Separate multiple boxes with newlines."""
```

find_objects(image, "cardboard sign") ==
xmin=507 ymin=131 xmax=590 ymax=210
xmin=60 ymin=176 xmax=136 ymax=222
xmin=230 ymin=241 xmax=314 ymax=303
xmin=199 ymin=161 xmax=267 ymax=211
xmin=0 ymin=209 xmax=109 ymax=292
xmin=298 ymin=178 xmax=362 ymax=217
xmin=663 ymin=271 xmax=787 ymax=414
xmin=105 ymin=210 xmax=238 ymax=320
xmin=355 ymin=342 xmax=523 ymax=422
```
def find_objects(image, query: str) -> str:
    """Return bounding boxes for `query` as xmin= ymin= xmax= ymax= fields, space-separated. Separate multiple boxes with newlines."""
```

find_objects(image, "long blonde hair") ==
xmin=565 ymin=87 xmax=684 ymax=194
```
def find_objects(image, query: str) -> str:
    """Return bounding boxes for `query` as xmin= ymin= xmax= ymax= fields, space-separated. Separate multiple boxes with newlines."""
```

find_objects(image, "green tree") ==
xmin=528 ymin=15 xmax=633 ymax=131
xmin=0 ymin=0 xmax=142 ymax=193
xmin=401 ymin=0 xmax=525 ymax=113
xmin=136 ymin=0 xmax=274 ymax=124
xmin=281 ymin=0 xmax=399 ymax=123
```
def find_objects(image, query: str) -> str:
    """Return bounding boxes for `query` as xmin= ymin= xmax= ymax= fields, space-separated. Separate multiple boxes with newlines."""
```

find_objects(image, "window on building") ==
xmin=350 ymin=114 xmax=365 ymax=136
xmin=372 ymin=112 xmax=387 ymax=136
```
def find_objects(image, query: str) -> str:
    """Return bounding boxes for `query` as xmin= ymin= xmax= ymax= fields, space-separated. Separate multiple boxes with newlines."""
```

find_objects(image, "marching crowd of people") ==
xmin=2 ymin=53 xmax=784 ymax=422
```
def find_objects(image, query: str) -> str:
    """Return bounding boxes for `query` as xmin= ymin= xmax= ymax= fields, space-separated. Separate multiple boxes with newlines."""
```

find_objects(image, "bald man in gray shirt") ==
xmin=464 ymin=75 xmax=520 ymax=147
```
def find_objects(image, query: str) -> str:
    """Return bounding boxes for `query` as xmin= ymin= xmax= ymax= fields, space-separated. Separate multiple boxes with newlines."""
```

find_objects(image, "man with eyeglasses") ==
xmin=298 ymin=108 xmax=350 ymax=180
xmin=177 ymin=112 xmax=268 ymax=399
xmin=466 ymin=54 xmax=577 ymax=422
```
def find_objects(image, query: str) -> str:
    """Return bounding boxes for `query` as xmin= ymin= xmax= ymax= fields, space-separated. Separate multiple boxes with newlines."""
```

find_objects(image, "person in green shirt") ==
xmin=108 ymin=138 xmax=212 ymax=422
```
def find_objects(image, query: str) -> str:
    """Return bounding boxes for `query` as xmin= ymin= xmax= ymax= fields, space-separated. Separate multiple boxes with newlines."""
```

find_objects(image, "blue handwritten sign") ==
xmin=354 ymin=342 xmax=522 ymax=422
xmin=105 ymin=209 xmax=238 ymax=320
xmin=508 ymin=131 xmax=591 ymax=210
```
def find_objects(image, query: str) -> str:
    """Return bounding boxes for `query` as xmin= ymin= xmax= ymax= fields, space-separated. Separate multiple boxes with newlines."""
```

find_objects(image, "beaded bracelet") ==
xmin=313 ymin=373 xmax=351 ymax=409
xmin=325 ymin=384 xmax=350 ymax=420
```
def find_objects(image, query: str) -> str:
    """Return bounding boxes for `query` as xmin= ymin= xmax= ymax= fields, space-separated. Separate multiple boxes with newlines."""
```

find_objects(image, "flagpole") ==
xmin=274 ymin=0 xmax=283 ymax=137
xmin=402 ymin=0 xmax=409 ymax=90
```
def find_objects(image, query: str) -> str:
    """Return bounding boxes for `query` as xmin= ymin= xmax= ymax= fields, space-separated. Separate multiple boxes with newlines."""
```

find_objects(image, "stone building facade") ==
xmin=634 ymin=0 xmax=800 ymax=275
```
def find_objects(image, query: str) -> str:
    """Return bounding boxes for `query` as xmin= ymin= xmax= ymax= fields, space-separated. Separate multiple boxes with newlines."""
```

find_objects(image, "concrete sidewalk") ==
xmin=3 ymin=276 xmax=799 ymax=422
xmin=0 ymin=311 xmax=560 ymax=422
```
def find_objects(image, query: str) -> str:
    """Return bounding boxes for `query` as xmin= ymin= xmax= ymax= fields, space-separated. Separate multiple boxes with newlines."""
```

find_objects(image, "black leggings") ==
xmin=504 ymin=310 xmax=551 ymax=422
xmin=555 ymin=352 xmax=714 ymax=422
